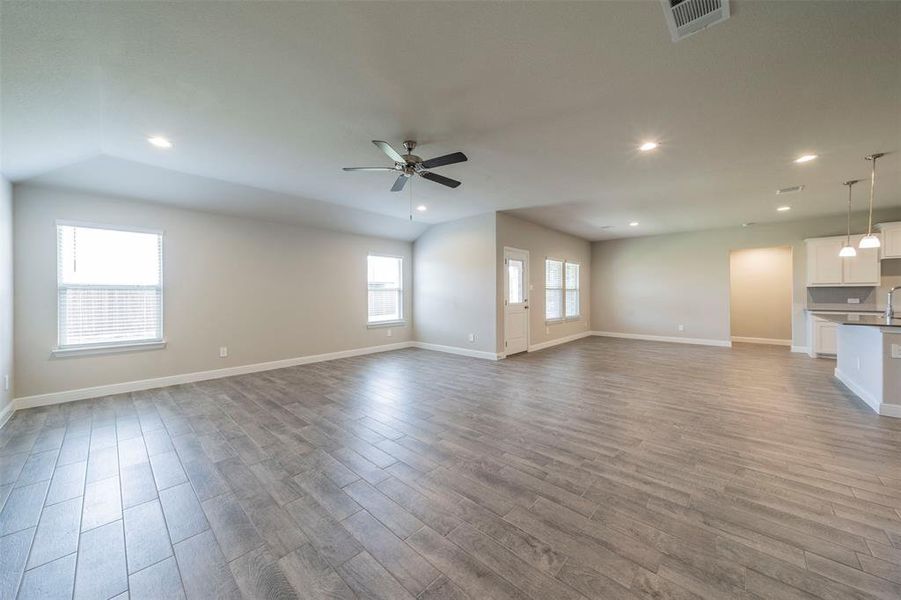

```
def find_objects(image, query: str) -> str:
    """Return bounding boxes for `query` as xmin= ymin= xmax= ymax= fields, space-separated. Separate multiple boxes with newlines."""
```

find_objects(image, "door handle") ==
xmin=524 ymin=306 xmax=529 ymax=309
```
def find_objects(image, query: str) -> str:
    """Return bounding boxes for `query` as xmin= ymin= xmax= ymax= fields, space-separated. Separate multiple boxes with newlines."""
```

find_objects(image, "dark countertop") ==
xmin=817 ymin=313 xmax=901 ymax=328
xmin=806 ymin=307 xmax=884 ymax=314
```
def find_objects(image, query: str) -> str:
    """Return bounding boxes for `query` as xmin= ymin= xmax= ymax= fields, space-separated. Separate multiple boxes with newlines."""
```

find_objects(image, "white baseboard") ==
xmin=13 ymin=341 xmax=417 ymax=412
xmin=833 ymin=367 xmax=899 ymax=418
xmin=411 ymin=342 xmax=503 ymax=361
xmin=881 ymin=403 xmax=901 ymax=418
xmin=591 ymin=331 xmax=731 ymax=348
xmin=0 ymin=401 xmax=15 ymax=430
xmin=528 ymin=331 xmax=592 ymax=353
xmin=731 ymin=337 xmax=791 ymax=346
xmin=791 ymin=346 xmax=810 ymax=354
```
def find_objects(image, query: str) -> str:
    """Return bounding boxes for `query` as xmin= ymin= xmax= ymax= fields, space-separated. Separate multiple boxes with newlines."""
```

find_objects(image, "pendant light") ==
xmin=859 ymin=152 xmax=884 ymax=249
xmin=839 ymin=179 xmax=860 ymax=257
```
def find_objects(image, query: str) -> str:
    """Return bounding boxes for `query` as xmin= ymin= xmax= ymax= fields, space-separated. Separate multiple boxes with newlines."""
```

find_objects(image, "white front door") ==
xmin=504 ymin=248 xmax=529 ymax=355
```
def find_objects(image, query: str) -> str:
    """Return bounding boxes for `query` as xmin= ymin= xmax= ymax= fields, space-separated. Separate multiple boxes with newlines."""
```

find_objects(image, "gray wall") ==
xmin=413 ymin=213 xmax=497 ymax=354
xmin=591 ymin=208 xmax=901 ymax=349
xmin=0 ymin=177 xmax=12 ymax=414
xmin=496 ymin=213 xmax=591 ymax=353
xmin=14 ymin=185 xmax=413 ymax=398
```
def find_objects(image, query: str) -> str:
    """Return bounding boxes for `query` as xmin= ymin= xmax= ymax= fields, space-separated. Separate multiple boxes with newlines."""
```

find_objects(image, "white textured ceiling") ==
xmin=2 ymin=1 xmax=900 ymax=241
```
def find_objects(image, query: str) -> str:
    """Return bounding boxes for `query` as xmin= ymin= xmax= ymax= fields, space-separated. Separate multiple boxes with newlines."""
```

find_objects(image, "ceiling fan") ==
xmin=343 ymin=140 xmax=467 ymax=192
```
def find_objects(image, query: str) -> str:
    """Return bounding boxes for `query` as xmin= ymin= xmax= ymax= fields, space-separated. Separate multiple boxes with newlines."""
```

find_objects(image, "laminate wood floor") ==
xmin=2 ymin=338 xmax=900 ymax=600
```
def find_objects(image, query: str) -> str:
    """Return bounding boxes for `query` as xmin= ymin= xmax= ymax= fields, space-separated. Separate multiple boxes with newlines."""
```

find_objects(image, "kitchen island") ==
xmin=820 ymin=313 xmax=901 ymax=417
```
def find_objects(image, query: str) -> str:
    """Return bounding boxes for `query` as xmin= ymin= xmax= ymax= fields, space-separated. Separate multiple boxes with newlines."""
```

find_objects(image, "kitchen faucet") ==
xmin=888 ymin=286 xmax=900 ymax=319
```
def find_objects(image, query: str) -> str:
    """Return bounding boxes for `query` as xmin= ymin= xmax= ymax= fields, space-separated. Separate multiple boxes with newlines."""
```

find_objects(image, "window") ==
xmin=546 ymin=258 xmax=580 ymax=322
xmin=565 ymin=262 xmax=580 ymax=319
xmin=57 ymin=223 xmax=163 ymax=350
xmin=545 ymin=259 xmax=564 ymax=321
xmin=367 ymin=255 xmax=403 ymax=324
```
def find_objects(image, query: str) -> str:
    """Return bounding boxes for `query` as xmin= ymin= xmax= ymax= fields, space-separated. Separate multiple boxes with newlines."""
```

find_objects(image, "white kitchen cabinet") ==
xmin=877 ymin=222 xmax=901 ymax=259
xmin=805 ymin=235 xmax=880 ymax=286
xmin=843 ymin=235 xmax=881 ymax=284
xmin=812 ymin=318 xmax=837 ymax=355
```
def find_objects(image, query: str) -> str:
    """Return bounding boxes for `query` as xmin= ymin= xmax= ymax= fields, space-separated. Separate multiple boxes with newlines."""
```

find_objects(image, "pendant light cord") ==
xmin=846 ymin=181 xmax=854 ymax=244
xmin=867 ymin=156 xmax=876 ymax=235
xmin=865 ymin=153 xmax=883 ymax=236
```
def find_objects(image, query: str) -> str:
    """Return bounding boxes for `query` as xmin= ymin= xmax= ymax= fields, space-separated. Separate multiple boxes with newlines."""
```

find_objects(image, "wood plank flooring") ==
xmin=1 ymin=338 xmax=900 ymax=599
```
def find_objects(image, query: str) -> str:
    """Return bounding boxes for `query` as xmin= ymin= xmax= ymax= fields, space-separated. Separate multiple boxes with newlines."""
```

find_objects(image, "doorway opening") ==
xmin=504 ymin=247 xmax=530 ymax=355
xmin=729 ymin=246 xmax=793 ymax=346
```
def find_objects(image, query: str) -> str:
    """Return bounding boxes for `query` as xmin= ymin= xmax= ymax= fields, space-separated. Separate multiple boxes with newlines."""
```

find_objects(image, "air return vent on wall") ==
xmin=661 ymin=0 xmax=731 ymax=42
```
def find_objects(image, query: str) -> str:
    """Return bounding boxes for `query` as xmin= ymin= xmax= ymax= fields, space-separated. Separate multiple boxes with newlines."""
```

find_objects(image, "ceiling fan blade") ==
xmin=343 ymin=167 xmax=397 ymax=171
xmin=420 ymin=152 xmax=468 ymax=169
xmin=420 ymin=171 xmax=461 ymax=189
xmin=390 ymin=175 xmax=408 ymax=192
xmin=372 ymin=140 xmax=405 ymax=163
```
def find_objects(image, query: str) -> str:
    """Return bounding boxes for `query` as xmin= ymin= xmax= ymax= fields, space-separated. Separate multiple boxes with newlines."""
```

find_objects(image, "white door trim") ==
xmin=503 ymin=247 xmax=530 ymax=355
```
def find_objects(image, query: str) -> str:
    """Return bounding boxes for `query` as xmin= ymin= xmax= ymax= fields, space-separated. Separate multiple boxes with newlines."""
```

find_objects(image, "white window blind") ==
xmin=565 ymin=262 xmax=580 ymax=319
xmin=57 ymin=224 xmax=163 ymax=348
xmin=368 ymin=255 xmax=403 ymax=324
xmin=545 ymin=259 xmax=564 ymax=321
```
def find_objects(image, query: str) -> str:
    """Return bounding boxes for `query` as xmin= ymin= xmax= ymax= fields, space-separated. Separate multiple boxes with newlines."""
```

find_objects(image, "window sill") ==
xmin=545 ymin=319 xmax=564 ymax=325
xmin=51 ymin=340 xmax=167 ymax=358
xmin=367 ymin=320 xmax=407 ymax=329
xmin=565 ymin=316 xmax=582 ymax=322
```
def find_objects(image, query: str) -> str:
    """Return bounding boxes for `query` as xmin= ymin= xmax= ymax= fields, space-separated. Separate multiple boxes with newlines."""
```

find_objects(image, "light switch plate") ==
xmin=219 ymin=346 xmax=228 ymax=358
xmin=892 ymin=344 xmax=901 ymax=359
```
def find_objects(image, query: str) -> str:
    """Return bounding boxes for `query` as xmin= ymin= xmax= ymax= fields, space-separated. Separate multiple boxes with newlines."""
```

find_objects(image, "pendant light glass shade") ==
xmin=839 ymin=244 xmax=857 ymax=257
xmin=858 ymin=153 xmax=883 ymax=250
xmin=859 ymin=234 xmax=880 ymax=249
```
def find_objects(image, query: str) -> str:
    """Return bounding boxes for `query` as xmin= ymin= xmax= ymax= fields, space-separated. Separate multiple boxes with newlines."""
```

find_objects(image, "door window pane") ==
xmin=508 ymin=258 xmax=524 ymax=304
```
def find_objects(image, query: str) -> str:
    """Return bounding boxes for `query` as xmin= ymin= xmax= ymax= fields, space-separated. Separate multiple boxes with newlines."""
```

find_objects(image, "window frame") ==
xmin=545 ymin=257 xmax=565 ymax=323
xmin=366 ymin=253 xmax=405 ymax=328
xmin=564 ymin=261 xmax=581 ymax=321
xmin=53 ymin=220 xmax=166 ymax=356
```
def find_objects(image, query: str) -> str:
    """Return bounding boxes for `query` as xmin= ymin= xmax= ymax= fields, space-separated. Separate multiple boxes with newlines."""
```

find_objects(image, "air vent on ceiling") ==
xmin=661 ymin=0 xmax=730 ymax=42
xmin=777 ymin=185 xmax=805 ymax=195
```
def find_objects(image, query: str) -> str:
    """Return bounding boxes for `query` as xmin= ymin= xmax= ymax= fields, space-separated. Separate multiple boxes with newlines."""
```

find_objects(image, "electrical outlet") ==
xmin=892 ymin=344 xmax=901 ymax=359
xmin=678 ymin=324 xmax=685 ymax=332
xmin=386 ymin=329 xmax=392 ymax=337
xmin=468 ymin=333 xmax=475 ymax=343
xmin=219 ymin=346 xmax=228 ymax=358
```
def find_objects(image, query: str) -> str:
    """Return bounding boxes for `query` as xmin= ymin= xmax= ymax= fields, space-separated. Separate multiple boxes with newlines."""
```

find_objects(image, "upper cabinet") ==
xmin=806 ymin=234 xmax=880 ymax=287
xmin=877 ymin=222 xmax=901 ymax=259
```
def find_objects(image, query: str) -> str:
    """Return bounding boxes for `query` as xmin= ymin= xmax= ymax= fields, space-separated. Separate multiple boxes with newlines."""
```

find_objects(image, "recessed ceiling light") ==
xmin=416 ymin=205 xmax=427 ymax=212
xmin=147 ymin=136 xmax=172 ymax=149
xmin=794 ymin=154 xmax=817 ymax=163
xmin=639 ymin=142 xmax=658 ymax=152
xmin=629 ymin=221 xmax=639 ymax=227
xmin=777 ymin=206 xmax=791 ymax=212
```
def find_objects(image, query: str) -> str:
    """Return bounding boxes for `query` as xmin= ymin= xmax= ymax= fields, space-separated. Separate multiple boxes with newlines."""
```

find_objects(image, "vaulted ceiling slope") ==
xmin=2 ymin=1 xmax=899 ymax=240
